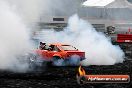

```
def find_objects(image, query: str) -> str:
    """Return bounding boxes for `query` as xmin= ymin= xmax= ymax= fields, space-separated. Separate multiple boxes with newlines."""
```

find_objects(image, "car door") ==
xmin=47 ymin=45 xmax=60 ymax=59
xmin=40 ymin=45 xmax=50 ymax=60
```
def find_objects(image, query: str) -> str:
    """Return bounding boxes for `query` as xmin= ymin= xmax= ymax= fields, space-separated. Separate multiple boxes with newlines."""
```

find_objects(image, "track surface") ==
xmin=0 ymin=58 xmax=132 ymax=88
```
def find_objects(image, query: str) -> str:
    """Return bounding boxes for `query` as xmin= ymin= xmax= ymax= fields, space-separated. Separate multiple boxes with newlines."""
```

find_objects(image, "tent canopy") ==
xmin=83 ymin=0 xmax=115 ymax=7
xmin=83 ymin=0 xmax=132 ymax=8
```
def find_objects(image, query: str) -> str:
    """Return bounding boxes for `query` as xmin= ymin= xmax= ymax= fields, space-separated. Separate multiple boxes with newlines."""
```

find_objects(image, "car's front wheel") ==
xmin=27 ymin=53 xmax=42 ymax=70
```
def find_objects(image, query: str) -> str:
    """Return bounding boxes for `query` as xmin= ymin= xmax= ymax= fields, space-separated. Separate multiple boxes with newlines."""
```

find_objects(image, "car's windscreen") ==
xmin=60 ymin=45 xmax=77 ymax=51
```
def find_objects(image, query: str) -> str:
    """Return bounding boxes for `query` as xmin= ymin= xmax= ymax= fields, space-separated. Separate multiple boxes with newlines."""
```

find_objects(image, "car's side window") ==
xmin=49 ymin=45 xmax=54 ymax=51
xmin=44 ymin=45 xmax=49 ymax=50
xmin=53 ymin=46 xmax=60 ymax=51
xmin=48 ymin=45 xmax=60 ymax=52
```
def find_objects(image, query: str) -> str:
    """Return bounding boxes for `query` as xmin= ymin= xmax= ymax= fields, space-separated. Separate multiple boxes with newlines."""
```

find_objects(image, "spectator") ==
xmin=39 ymin=42 xmax=46 ymax=50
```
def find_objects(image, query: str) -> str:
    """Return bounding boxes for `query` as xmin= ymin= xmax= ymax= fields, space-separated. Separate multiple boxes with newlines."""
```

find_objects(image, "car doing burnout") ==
xmin=33 ymin=43 xmax=85 ymax=65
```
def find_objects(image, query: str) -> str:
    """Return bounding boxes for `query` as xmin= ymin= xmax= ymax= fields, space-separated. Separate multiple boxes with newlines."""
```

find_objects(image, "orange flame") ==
xmin=78 ymin=66 xmax=86 ymax=76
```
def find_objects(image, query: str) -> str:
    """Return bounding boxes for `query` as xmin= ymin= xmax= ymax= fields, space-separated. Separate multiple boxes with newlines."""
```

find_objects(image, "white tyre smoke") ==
xmin=37 ymin=14 xmax=125 ymax=65
xmin=0 ymin=0 xmax=32 ymax=72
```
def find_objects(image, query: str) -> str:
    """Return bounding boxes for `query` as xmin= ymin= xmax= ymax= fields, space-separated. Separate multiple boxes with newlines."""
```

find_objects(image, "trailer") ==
xmin=115 ymin=29 xmax=132 ymax=57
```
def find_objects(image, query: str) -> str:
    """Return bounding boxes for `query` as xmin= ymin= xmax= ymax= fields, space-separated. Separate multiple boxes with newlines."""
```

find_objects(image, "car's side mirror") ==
xmin=48 ymin=48 xmax=51 ymax=51
xmin=58 ymin=49 xmax=61 ymax=52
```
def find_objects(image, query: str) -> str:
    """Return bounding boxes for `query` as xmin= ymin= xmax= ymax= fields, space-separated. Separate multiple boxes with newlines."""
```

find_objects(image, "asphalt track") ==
xmin=0 ymin=57 xmax=132 ymax=88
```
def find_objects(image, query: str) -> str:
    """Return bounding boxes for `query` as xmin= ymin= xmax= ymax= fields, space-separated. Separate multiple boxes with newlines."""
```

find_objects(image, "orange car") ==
xmin=35 ymin=43 xmax=85 ymax=63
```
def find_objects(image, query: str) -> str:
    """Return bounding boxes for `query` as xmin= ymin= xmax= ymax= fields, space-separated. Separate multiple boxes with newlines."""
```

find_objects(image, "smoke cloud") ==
xmin=0 ymin=0 xmax=34 ymax=72
xmin=4 ymin=0 xmax=43 ymax=24
xmin=37 ymin=14 xmax=124 ymax=65
xmin=0 ymin=0 xmax=125 ymax=72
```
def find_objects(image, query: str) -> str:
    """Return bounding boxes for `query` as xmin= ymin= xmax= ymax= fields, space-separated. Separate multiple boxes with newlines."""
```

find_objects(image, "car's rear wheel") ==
xmin=64 ymin=58 xmax=80 ymax=66
xmin=52 ymin=56 xmax=64 ymax=66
